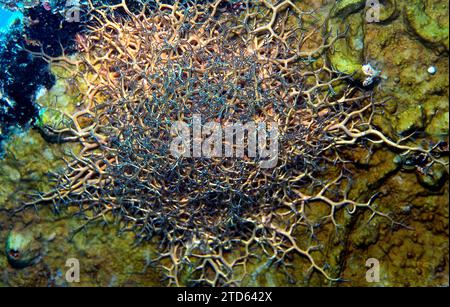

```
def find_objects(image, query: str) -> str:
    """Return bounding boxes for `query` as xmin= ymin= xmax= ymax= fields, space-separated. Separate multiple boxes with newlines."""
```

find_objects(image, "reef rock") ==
xmin=5 ymin=228 xmax=42 ymax=268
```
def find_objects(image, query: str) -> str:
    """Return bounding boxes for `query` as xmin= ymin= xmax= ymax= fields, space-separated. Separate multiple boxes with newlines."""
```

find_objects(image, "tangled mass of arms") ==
xmin=19 ymin=0 xmax=448 ymax=285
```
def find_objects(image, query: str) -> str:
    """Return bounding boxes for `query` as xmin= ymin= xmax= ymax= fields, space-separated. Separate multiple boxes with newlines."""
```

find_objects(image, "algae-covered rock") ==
xmin=5 ymin=229 xmax=42 ymax=268
xmin=377 ymin=0 xmax=398 ymax=23
xmin=33 ymin=65 xmax=82 ymax=144
xmin=35 ymin=107 xmax=76 ymax=144
xmin=0 ymin=164 xmax=21 ymax=183
xmin=405 ymin=0 xmax=449 ymax=52
xmin=352 ymin=223 xmax=380 ymax=248
xmin=332 ymin=0 xmax=365 ymax=18
xmin=36 ymin=107 xmax=73 ymax=132
xmin=416 ymin=163 xmax=448 ymax=191
xmin=425 ymin=110 xmax=449 ymax=141
xmin=0 ymin=129 xmax=75 ymax=209
xmin=0 ymin=62 xmax=82 ymax=210
xmin=328 ymin=6 xmax=365 ymax=81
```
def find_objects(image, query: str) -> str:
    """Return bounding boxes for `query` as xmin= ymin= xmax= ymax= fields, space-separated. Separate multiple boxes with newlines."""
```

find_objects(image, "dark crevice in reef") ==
xmin=0 ymin=6 xmax=82 ymax=152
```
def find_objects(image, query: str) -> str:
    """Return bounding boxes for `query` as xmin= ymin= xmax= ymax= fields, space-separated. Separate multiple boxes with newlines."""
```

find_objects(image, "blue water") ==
xmin=0 ymin=7 xmax=22 ymax=32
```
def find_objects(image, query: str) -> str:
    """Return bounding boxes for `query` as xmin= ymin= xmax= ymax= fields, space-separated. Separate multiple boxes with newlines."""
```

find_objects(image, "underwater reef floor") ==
xmin=0 ymin=0 xmax=448 ymax=286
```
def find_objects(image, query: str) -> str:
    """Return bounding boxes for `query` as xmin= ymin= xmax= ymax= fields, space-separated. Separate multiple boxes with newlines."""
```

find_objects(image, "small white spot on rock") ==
xmin=427 ymin=66 xmax=437 ymax=75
